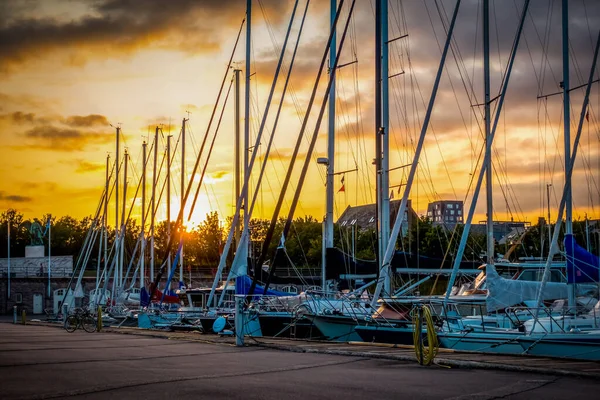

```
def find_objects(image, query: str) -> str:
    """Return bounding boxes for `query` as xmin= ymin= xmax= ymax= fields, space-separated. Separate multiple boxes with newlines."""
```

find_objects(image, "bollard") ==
xmin=21 ymin=310 xmax=26 ymax=325
xmin=235 ymin=296 xmax=244 ymax=346
xmin=13 ymin=306 xmax=17 ymax=324
xmin=97 ymin=305 xmax=102 ymax=332
xmin=62 ymin=304 xmax=69 ymax=324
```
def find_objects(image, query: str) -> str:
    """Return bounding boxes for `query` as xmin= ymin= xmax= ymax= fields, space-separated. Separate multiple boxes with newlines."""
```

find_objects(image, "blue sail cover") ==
xmin=140 ymin=287 xmax=150 ymax=307
xmin=565 ymin=234 xmax=600 ymax=283
xmin=235 ymin=275 xmax=294 ymax=297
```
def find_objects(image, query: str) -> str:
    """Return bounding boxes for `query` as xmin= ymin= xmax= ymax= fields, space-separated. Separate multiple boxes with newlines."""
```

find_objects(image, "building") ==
xmin=336 ymin=199 xmax=418 ymax=235
xmin=427 ymin=200 xmax=464 ymax=226
xmin=0 ymin=245 xmax=73 ymax=315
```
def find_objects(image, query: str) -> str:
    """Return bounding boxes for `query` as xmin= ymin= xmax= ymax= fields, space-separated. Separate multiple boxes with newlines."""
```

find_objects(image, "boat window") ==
xmin=282 ymin=285 xmax=298 ymax=294
xmin=516 ymin=269 xmax=565 ymax=283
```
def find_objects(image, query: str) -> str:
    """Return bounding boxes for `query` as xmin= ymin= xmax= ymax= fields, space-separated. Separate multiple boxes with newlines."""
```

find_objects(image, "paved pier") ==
xmin=1 ymin=323 xmax=599 ymax=399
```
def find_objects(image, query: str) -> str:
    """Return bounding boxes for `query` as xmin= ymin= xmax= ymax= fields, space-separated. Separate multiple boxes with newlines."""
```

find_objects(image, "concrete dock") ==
xmin=1 ymin=322 xmax=599 ymax=399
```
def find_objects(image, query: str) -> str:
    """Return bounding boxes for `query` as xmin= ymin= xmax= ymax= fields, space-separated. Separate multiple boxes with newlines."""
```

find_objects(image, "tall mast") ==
xmin=234 ymin=68 xmax=242 ymax=246
xmin=141 ymin=142 xmax=146 ymax=289
xmin=243 ymin=0 xmax=251 ymax=269
xmin=47 ymin=214 xmax=51 ymax=297
xmin=375 ymin=0 xmax=383 ymax=284
xmin=115 ymin=127 xmax=120 ymax=286
xmin=120 ymin=149 xmax=128 ymax=288
xmin=380 ymin=0 xmax=391 ymax=295
xmin=375 ymin=0 xmax=462 ymax=307
xmin=104 ymin=154 xmax=109 ymax=283
xmin=323 ymin=0 xmax=337 ymax=293
xmin=180 ymin=119 xmax=186 ymax=285
xmin=444 ymin=0 xmax=529 ymax=301
xmin=151 ymin=127 xmax=159 ymax=279
xmin=167 ymin=134 xmax=172 ymax=286
xmin=484 ymin=0 xmax=494 ymax=265
xmin=562 ymin=0 xmax=575 ymax=308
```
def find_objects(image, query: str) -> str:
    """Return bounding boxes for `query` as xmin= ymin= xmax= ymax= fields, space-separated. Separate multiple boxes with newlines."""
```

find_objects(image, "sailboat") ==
xmin=437 ymin=0 xmax=600 ymax=359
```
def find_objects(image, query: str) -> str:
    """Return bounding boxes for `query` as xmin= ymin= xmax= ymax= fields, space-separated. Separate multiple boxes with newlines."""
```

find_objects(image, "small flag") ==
xmin=390 ymin=190 xmax=394 ymax=199
xmin=338 ymin=175 xmax=345 ymax=192
xmin=586 ymin=111 xmax=589 ymax=122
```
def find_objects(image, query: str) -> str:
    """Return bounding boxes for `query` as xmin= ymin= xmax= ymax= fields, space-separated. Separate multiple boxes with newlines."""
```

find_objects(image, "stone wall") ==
xmin=0 ymin=256 xmax=73 ymax=278
xmin=0 ymin=277 xmax=97 ymax=315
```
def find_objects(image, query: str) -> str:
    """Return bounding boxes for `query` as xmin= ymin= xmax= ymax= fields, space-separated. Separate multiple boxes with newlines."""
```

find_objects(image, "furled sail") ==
xmin=485 ymin=264 xmax=568 ymax=312
xmin=565 ymin=234 xmax=600 ymax=284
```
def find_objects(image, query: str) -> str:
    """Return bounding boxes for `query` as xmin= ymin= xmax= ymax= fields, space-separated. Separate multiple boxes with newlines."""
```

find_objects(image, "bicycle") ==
xmin=64 ymin=308 xmax=97 ymax=333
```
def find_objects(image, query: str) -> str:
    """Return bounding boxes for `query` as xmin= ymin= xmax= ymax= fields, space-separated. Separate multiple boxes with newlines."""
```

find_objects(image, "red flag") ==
xmin=586 ymin=111 xmax=589 ymax=122
xmin=338 ymin=175 xmax=346 ymax=192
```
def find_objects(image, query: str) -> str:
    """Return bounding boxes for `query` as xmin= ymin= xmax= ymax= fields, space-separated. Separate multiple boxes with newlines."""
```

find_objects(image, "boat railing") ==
xmin=302 ymin=291 xmax=373 ymax=322
xmin=505 ymin=305 xmax=600 ymax=333
xmin=250 ymin=295 xmax=296 ymax=313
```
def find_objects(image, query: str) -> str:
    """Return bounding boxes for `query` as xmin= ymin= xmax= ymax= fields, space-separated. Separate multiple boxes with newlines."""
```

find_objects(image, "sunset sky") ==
xmin=0 ymin=0 xmax=598 ymax=229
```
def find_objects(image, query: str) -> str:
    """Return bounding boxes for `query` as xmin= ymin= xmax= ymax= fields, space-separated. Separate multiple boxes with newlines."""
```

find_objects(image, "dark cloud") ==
xmin=0 ymin=111 xmax=53 ymax=124
xmin=0 ymin=191 xmax=32 ymax=203
xmin=0 ymin=0 xmax=290 ymax=71
xmin=64 ymin=114 xmax=109 ymax=127
xmin=23 ymin=125 xmax=113 ymax=151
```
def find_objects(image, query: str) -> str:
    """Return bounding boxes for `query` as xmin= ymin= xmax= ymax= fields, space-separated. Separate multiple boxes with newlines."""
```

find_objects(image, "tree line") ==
xmin=1 ymin=209 xmax=597 ymax=271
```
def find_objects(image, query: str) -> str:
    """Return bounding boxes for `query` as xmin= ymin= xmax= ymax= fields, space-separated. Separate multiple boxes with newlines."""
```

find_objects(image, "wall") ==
xmin=0 ymin=277 xmax=96 ymax=315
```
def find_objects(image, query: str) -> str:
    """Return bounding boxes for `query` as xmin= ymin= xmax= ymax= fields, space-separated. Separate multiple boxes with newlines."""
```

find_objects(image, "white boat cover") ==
xmin=485 ymin=265 xmax=568 ymax=312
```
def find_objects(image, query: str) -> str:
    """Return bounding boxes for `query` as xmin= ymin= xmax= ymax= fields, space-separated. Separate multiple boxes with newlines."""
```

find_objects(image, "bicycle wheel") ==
xmin=82 ymin=316 xmax=97 ymax=333
xmin=64 ymin=315 xmax=79 ymax=333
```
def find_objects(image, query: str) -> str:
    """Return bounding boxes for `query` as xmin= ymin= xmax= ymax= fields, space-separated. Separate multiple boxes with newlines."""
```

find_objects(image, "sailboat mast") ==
xmin=180 ymin=119 xmax=186 ymax=285
xmin=562 ymin=0 xmax=575 ymax=308
xmin=104 ymin=154 xmax=109 ymax=284
xmin=151 ymin=127 xmax=158 ymax=278
xmin=375 ymin=0 xmax=382 ymax=280
xmin=234 ymin=68 xmax=242 ymax=246
xmin=381 ymin=0 xmax=391 ymax=295
xmin=376 ymin=0 xmax=462 ymax=308
xmin=115 ymin=127 xmax=120 ymax=286
xmin=563 ymin=0 xmax=572 ymax=235
xmin=484 ymin=0 xmax=494 ymax=265
xmin=244 ymin=0 xmax=251 ymax=267
xmin=120 ymin=149 xmax=128 ymax=288
xmin=444 ymin=0 xmax=529 ymax=301
xmin=167 ymin=134 xmax=172 ymax=285
xmin=324 ymin=0 xmax=337 ymax=293
xmin=141 ymin=142 xmax=146 ymax=290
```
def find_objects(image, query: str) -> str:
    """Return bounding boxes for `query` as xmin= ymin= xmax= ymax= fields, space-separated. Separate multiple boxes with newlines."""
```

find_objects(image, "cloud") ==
xmin=0 ymin=0 xmax=290 ymax=71
xmin=0 ymin=191 xmax=32 ymax=203
xmin=0 ymin=111 xmax=53 ymax=125
xmin=64 ymin=114 xmax=109 ymax=127
xmin=22 ymin=125 xmax=113 ymax=151
xmin=74 ymin=160 xmax=105 ymax=173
